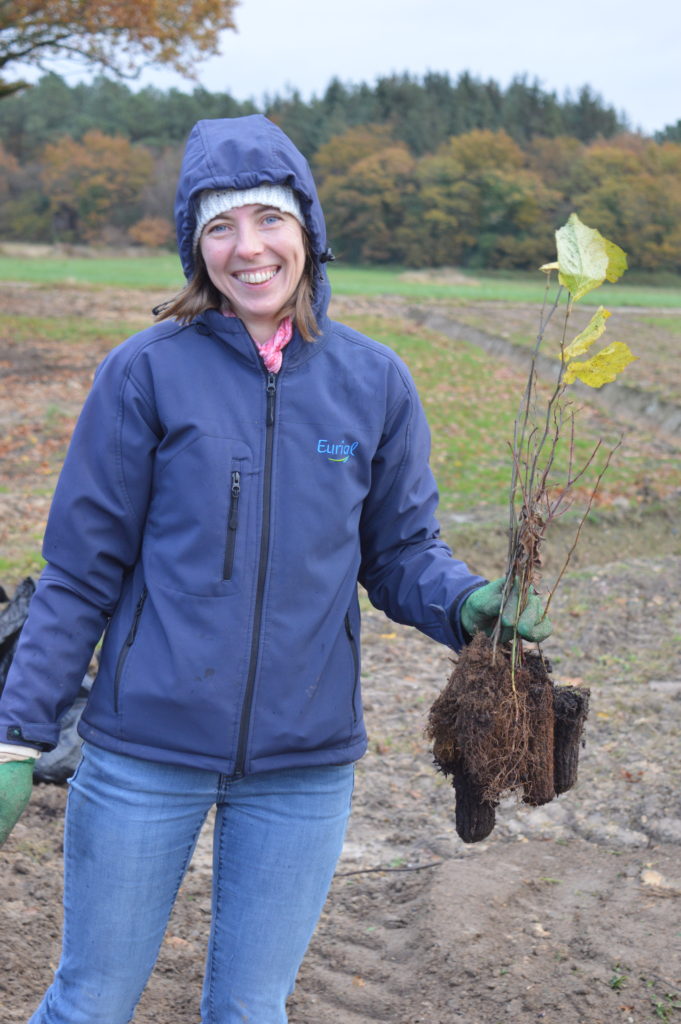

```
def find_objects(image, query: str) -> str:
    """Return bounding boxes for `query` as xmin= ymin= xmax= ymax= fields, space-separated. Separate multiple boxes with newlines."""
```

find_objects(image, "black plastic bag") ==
xmin=33 ymin=676 xmax=92 ymax=784
xmin=1 ymin=577 xmax=94 ymax=783
xmin=0 ymin=577 xmax=36 ymax=696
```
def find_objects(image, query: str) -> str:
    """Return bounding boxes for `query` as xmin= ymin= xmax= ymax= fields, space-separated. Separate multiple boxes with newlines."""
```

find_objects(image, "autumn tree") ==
xmin=0 ymin=0 xmax=238 ymax=97
xmin=573 ymin=135 xmax=681 ymax=270
xmin=319 ymin=143 xmax=417 ymax=263
xmin=41 ymin=129 xmax=153 ymax=241
xmin=0 ymin=141 xmax=18 ymax=233
xmin=526 ymin=136 xmax=586 ymax=199
xmin=399 ymin=148 xmax=479 ymax=266
xmin=312 ymin=124 xmax=397 ymax=185
xmin=400 ymin=131 xmax=559 ymax=268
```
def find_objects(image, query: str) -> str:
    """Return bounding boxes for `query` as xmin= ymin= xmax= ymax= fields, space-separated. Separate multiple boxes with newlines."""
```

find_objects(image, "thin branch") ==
xmin=542 ymin=438 xmax=623 ymax=619
xmin=548 ymin=437 xmax=605 ymax=517
xmin=335 ymin=860 xmax=443 ymax=878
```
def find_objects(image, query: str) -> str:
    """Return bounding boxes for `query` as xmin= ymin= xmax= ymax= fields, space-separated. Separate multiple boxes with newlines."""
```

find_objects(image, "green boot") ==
xmin=0 ymin=760 xmax=35 ymax=847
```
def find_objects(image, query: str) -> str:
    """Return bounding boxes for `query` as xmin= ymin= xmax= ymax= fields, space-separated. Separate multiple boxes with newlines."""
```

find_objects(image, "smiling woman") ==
xmin=199 ymin=203 xmax=306 ymax=343
xmin=0 ymin=113 xmax=551 ymax=1024
xmin=155 ymin=181 xmax=319 ymax=343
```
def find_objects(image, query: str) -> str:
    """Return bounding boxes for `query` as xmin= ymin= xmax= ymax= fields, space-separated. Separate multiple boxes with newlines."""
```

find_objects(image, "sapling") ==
xmin=498 ymin=211 xmax=635 ymax=673
xmin=428 ymin=213 xmax=637 ymax=842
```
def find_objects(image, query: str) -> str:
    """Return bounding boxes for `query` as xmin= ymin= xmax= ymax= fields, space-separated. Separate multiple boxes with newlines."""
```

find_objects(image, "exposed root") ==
xmin=553 ymin=685 xmax=591 ymax=794
xmin=521 ymin=651 xmax=556 ymax=807
xmin=452 ymin=765 xmax=497 ymax=844
xmin=428 ymin=633 xmax=534 ymax=803
xmin=427 ymin=633 xmax=590 ymax=841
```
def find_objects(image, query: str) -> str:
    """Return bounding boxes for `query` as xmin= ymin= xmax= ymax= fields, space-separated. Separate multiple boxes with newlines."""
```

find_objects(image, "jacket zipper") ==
xmin=233 ymin=371 xmax=278 ymax=777
xmin=223 ymin=469 xmax=241 ymax=580
xmin=345 ymin=613 xmax=360 ymax=723
xmin=113 ymin=586 xmax=148 ymax=713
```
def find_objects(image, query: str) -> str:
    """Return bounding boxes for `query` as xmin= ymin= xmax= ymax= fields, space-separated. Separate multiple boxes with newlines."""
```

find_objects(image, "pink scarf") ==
xmin=223 ymin=311 xmax=293 ymax=373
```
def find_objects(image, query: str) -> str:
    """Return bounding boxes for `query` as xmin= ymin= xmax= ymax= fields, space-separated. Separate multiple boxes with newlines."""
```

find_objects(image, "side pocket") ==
xmin=223 ymin=468 xmax=241 ymax=581
xmin=344 ymin=612 xmax=360 ymax=723
xmin=113 ymin=587 xmax=147 ymax=713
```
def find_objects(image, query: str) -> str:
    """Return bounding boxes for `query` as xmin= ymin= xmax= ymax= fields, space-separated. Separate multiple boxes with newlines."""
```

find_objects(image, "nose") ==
xmin=234 ymin=220 xmax=264 ymax=259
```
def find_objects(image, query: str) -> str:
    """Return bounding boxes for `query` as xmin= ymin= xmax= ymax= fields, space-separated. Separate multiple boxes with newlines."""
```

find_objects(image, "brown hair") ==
xmin=155 ymin=230 xmax=319 ymax=342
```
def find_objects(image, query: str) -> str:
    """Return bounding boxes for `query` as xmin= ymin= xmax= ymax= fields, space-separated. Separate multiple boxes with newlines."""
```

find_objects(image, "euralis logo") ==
xmin=316 ymin=439 xmax=359 ymax=463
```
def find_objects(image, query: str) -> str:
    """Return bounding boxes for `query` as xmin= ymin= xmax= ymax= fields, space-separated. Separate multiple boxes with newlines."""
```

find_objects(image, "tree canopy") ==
xmin=1 ymin=72 xmax=680 ymax=272
xmin=0 ymin=0 xmax=238 ymax=97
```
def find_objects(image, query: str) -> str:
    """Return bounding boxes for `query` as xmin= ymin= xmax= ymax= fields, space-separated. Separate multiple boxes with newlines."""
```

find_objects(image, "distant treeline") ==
xmin=1 ymin=72 xmax=681 ymax=270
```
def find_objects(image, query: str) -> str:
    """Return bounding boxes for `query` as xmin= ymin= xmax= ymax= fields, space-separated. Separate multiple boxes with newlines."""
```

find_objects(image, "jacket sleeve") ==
xmin=0 ymin=346 xmax=161 ymax=750
xmin=358 ymin=363 xmax=486 ymax=650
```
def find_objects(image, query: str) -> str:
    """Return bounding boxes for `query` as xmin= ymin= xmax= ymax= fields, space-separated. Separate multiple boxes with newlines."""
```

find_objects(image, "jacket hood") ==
xmin=175 ymin=115 xmax=332 ymax=316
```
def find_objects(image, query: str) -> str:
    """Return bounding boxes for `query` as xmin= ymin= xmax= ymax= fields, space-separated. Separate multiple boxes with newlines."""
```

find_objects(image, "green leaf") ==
xmin=555 ymin=213 xmax=627 ymax=301
xmin=563 ymin=341 xmax=637 ymax=388
xmin=563 ymin=306 xmax=611 ymax=360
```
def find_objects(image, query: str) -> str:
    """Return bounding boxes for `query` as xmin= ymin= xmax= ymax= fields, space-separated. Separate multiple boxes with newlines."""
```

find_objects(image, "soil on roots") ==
xmin=428 ymin=634 xmax=588 ymax=842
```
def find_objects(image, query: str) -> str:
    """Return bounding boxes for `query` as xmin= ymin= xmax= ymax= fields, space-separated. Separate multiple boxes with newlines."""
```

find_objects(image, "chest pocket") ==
xmin=144 ymin=436 xmax=254 ymax=595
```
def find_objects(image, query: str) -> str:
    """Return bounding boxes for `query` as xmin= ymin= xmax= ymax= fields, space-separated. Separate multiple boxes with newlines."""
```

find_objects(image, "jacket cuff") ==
xmin=448 ymin=580 xmax=490 ymax=647
xmin=3 ymin=724 xmax=54 ymax=753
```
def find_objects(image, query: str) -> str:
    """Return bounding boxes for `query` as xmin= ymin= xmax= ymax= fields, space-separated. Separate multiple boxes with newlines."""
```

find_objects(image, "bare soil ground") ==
xmin=1 ymin=283 xmax=680 ymax=1024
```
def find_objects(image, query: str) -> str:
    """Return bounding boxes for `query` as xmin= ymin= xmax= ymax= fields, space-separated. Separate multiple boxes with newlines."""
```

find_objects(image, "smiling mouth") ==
xmin=233 ymin=267 xmax=279 ymax=284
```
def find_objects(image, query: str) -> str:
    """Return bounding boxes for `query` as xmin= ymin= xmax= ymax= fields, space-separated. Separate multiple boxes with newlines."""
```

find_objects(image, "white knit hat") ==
xmin=193 ymin=184 xmax=305 ymax=250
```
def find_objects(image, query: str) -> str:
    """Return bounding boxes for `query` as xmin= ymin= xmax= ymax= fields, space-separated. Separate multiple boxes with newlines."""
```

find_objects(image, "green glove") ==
xmin=460 ymin=577 xmax=552 ymax=644
xmin=0 ymin=759 xmax=35 ymax=847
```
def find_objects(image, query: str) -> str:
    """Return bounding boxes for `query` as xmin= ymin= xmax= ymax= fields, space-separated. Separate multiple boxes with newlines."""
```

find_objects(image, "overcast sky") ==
xmin=26 ymin=0 xmax=681 ymax=135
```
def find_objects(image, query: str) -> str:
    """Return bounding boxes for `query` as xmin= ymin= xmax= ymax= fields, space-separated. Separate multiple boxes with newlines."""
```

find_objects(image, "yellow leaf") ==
xmin=564 ymin=342 xmax=637 ymax=388
xmin=563 ymin=306 xmax=611 ymax=361
xmin=379 ymin=632 xmax=397 ymax=639
xmin=555 ymin=213 xmax=628 ymax=301
xmin=604 ymin=238 xmax=628 ymax=283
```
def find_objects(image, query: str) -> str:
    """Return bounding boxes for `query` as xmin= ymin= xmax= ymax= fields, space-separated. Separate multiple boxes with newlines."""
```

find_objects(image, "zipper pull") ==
xmin=266 ymin=372 xmax=277 ymax=426
xmin=229 ymin=470 xmax=241 ymax=529
xmin=127 ymin=588 xmax=147 ymax=646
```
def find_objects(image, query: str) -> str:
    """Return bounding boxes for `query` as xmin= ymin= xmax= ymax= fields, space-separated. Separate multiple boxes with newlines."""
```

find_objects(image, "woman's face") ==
xmin=199 ymin=204 xmax=306 ymax=343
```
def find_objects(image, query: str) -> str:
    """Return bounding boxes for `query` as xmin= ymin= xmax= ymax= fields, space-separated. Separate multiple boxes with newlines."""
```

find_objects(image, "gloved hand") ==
xmin=460 ymin=577 xmax=552 ymax=644
xmin=0 ymin=759 xmax=35 ymax=847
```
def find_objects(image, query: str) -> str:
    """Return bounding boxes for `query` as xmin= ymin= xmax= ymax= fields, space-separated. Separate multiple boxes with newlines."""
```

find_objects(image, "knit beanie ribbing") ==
xmin=193 ymin=185 xmax=304 ymax=250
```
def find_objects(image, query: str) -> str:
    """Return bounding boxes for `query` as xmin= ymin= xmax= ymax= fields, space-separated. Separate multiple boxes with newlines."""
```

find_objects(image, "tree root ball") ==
xmin=453 ymin=765 xmax=497 ymax=844
xmin=427 ymin=633 xmax=590 ymax=842
xmin=553 ymin=684 xmax=590 ymax=795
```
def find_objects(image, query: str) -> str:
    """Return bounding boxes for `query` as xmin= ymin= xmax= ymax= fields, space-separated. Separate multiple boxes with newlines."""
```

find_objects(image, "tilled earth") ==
xmin=3 ymin=560 xmax=680 ymax=1024
xmin=2 ymin=557 xmax=675 ymax=1019
xmin=1 ymin=283 xmax=680 ymax=1023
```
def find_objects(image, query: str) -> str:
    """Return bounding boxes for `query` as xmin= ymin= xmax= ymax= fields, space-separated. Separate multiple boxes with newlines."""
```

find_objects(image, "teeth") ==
xmin=235 ymin=268 xmax=278 ymax=284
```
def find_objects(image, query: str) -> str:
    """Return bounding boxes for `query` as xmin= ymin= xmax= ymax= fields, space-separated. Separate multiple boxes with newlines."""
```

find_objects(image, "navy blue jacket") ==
xmin=0 ymin=116 xmax=485 ymax=774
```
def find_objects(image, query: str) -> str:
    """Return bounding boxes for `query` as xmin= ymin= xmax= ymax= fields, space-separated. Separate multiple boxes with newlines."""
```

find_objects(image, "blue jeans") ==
xmin=30 ymin=742 xmax=354 ymax=1024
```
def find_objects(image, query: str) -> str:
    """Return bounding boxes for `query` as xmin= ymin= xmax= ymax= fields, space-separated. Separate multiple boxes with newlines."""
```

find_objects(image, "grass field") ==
xmin=341 ymin=313 xmax=680 ymax=516
xmin=1 ymin=253 xmax=679 ymax=577
xmin=1 ymin=250 xmax=680 ymax=307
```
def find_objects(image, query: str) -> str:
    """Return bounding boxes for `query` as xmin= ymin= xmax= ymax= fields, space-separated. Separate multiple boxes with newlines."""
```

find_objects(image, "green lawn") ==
xmin=344 ymin=314 xmax=680 ymax=517
xmin=1 ymin=252 xmax=680 ymax=307
xmin=0 ymin=253 xmax=184 ymax=290
xmin=329 ymin=265 xmax=681 ymax=308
